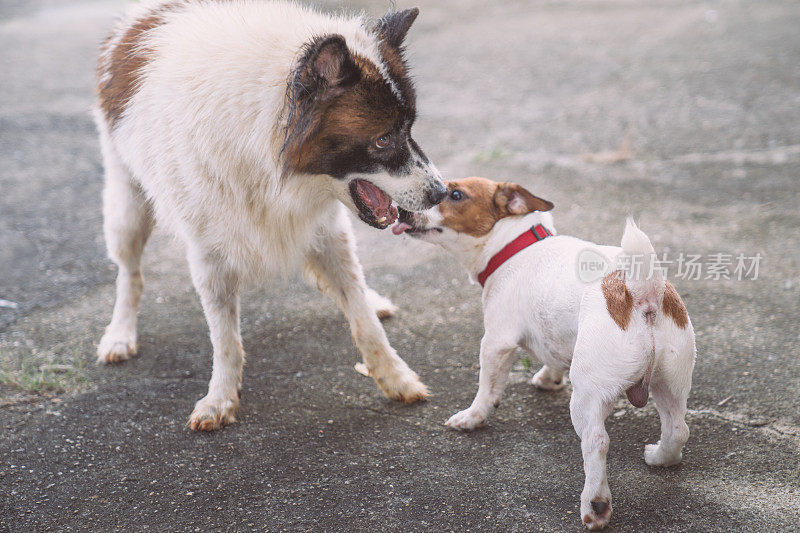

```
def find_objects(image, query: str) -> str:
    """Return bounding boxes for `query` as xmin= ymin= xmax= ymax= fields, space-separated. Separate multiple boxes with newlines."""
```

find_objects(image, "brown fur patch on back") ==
xmin=602 ymin=270 xmax=633 ymax=330
xmin=97 ymin=3 xmax=182 ymax=126
xmin=438 ymin=178 xmax=503 ymax=237
xmin=662 ymin=280 xmax=689 ymax=329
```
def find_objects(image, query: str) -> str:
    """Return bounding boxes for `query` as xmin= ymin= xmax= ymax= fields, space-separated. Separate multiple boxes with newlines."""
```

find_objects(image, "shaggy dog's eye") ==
xmin=375 ymin=135 xmax=390 ymax=148
xmin=450 ymin=189 xmax=464 ymax=201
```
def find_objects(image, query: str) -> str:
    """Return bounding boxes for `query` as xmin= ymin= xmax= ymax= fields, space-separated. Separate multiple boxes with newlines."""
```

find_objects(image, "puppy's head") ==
xmin=281 ymin=8 xmax=446 ymax=229
xmin=392 ymin=177 xmax=553 ymax=243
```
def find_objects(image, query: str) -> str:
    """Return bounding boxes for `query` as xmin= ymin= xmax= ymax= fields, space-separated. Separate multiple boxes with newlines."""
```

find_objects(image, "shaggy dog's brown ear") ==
xmin=494 ymin=182 xmax=554 ymax=215
xmin=282 ymin=35 xmax=361 ymax=174
xmin=292 ymin=34 xmax=360 ymax=100
xmin=374 ymin=8 xmax=419 ymax=48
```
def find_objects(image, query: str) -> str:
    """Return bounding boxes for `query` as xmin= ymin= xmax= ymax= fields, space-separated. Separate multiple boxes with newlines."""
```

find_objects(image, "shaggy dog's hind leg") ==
xmin=97 ymin=133 xmax=154 ymax=364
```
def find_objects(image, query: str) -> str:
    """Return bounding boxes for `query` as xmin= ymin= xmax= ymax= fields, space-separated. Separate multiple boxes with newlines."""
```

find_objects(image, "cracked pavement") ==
xmin=1 ymin=0 xmax=799 ymax=531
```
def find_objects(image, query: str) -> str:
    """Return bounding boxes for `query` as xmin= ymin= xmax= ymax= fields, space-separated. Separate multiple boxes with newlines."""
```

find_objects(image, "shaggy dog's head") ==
xmin=282 ymin=8 xmax=446 ymax=229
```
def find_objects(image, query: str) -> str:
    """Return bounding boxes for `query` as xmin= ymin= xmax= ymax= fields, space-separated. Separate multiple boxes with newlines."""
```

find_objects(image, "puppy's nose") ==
xmin=426 ymin=181 xmax=447 ymax=205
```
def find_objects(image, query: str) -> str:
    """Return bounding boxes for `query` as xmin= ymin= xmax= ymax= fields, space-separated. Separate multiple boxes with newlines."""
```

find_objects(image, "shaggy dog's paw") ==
xmin=365 ymin=288 xmax=398 ymax=320
xmin=97 ymin=330 xmax=137 ymax=364
xmin=373 ymin=364 xmax=428 ymax=404
xmin=445 ymin=408 xmax=486 ymax=431
xmin=644 ymin=443 xmax=683 ymax=467
xmin=582 ymin=498 xmax=612 ymax=530
xmin=187 ymin=394 xmax=239 ymax=431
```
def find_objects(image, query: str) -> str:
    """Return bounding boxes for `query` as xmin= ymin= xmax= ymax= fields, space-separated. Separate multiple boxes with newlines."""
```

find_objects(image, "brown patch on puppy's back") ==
xmin=662 ymin=280 xmax=689 ymax=329
xmin=602 ymin=270 xmax=633 ymax=330
xmin=97 ymin=3 xmax=182 ymax=126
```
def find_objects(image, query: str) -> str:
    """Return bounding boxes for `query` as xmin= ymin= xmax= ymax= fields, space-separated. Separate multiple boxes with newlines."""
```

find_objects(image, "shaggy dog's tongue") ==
xmin=351 ymin=179 xmax=398 ymax=228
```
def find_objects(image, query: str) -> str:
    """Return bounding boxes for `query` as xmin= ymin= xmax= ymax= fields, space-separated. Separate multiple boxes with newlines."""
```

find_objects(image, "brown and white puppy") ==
xmin=94 ymin=1 xmax=446 ymax=431
xmin=395 ymin=177 xmax=696 ymax=530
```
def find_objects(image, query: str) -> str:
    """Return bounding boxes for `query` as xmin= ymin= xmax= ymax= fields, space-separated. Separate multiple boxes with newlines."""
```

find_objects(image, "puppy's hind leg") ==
xmin=446 ymin=333 xmax=517 ymax=430
xmin=305 ymin=208 xmax=427 ymax=403
xmin=97 ymin=135 xmax=154 ymax=364
xmin=644 ymin=350 xmax=693 ymax=466
xmin=570 ymin=386 xmax=614 ymax=530
xmin=186 ymin=248 xmax=244 ymax=431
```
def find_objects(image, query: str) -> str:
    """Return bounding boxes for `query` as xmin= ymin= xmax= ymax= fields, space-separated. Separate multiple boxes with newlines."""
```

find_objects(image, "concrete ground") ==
xmin=1 ymin=0 xmax=799 ymax=530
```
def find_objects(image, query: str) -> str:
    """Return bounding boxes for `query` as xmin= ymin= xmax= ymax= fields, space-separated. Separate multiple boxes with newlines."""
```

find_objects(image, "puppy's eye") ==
xmin=375 ymin=135 xmax=390 ymax=149
xmin=450 ymin=189 xmax=464 ymax=201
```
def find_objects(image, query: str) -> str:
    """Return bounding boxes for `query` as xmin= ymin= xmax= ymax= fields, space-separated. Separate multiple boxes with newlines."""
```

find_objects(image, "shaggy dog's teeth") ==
xmin=377 ymin=216 xmax=387 ymax=224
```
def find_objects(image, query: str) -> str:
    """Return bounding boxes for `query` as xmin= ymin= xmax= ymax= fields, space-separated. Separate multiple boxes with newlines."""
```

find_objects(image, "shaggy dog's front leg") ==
xmin=186 ymin=247 xmax=244 ymax=431
xmin=305 ymin=209 xmax=427 ymax=403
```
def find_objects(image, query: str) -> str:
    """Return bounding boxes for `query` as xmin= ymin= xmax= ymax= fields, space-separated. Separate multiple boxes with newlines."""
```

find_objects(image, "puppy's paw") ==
xmin=365 ymin=288 xmax=398 ymax=320
xmin=97 ymin=330 xmax=137 ymax=364
xmin=445 ymin=407 xmax=486 ymax=431
xmin=374 ymin=365 xmax=428 ymax=404
xmin=644 ymin=443 xmax=682 ymax=467
xmin=581 ymin=498 xmax=612 ymax=530
xmin=187 ymin=394 xmax=239 ymax=432
xmin=531 ymin=367 xmax=567 ymax=391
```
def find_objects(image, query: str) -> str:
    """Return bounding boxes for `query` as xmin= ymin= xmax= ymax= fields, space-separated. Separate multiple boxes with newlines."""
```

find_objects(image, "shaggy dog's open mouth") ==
xmin=391 ymin=208 xmax=442 ymax=235
xmin=349 ymin=179 xmax=399 ymax=229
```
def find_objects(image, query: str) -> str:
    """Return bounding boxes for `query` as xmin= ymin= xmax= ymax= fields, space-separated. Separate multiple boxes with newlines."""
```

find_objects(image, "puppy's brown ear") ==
xmin=494 ymin=182 xmax=554 ymax=215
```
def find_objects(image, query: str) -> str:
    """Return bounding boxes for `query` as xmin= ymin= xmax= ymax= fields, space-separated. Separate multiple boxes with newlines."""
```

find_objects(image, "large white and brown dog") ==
xmin=93 ymin=1 xmax=447 ymax=431
xmin=393 ymin=177 xmax=696 ymax=530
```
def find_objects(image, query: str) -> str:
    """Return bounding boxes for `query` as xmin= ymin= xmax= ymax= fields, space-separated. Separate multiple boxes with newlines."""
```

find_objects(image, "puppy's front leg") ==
xmin=446 ymin=333 xmax=517 ymax=431
xmin=186 ymin=248 xmax=244 ymax=431
xmin=305 ymin=209 xmax=427 ymax=403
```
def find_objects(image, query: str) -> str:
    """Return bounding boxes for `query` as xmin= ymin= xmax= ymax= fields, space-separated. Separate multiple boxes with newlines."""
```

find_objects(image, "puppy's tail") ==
xmin=619 ymin=217 xmax=663 ymax=408
xmin=620 ymin=217 xmax=664 ymax=294
xmin=621 ymin=216 xmax=655 ymax=257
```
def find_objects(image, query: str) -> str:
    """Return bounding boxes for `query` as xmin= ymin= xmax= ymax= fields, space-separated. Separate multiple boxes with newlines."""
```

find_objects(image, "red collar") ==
xmin=477 ymin=224 xmax=552 ymax=287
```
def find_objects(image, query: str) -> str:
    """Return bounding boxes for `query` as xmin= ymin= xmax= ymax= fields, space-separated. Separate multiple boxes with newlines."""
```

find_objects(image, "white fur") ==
xmin=413 ymin=209 xmax=696 ymax=530
xmin=95 ymin=1 xmax=435 ymax=430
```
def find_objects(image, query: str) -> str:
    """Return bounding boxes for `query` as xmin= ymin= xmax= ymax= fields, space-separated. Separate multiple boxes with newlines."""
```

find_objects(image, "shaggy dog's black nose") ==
xmin=427 ymin=182 xmax=447 ymax=205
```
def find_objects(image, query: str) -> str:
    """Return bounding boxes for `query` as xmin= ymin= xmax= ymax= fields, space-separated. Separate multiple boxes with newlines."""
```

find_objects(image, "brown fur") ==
xmin=379 ymin=43 xmax=407 ymax=81
xmin=279 ymin=9 xmax=420 ymax=178
xmin=438 ymin=177 xmax=554 ymax=237
xmin=378 ymin=41 xmax=415 ymax=103
xmin=288 ymin=55 xmax=400 ymax=174
xmin=438 ymin=178 xmax=501 ymax=236
xmin=662 ymin=280 xmax=689 ymax=329
xmin=602 ymin=270 xmax=633 ymax=330
xmin=97 ymin=3 xmax=182 ymax=126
